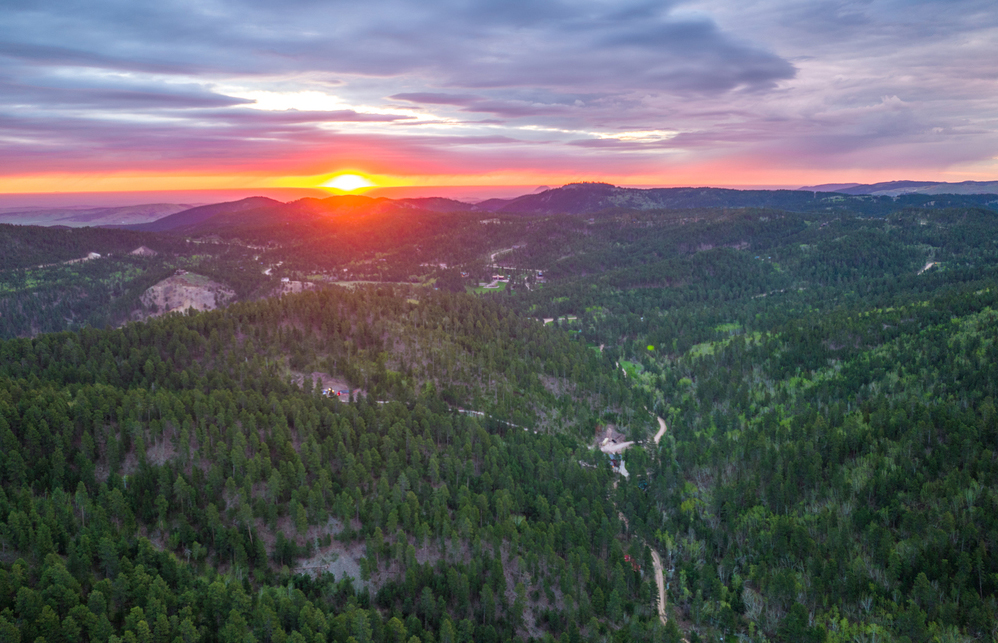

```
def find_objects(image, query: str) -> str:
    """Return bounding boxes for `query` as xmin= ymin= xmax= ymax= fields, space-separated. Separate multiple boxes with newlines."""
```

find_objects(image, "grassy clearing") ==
xmin=688 ymin=330 xmax=766 ymax=358
xmin=619 ymin=359 xmax=644 ymax=378
xmin=468 ymin=281 xmax=508 ymax=294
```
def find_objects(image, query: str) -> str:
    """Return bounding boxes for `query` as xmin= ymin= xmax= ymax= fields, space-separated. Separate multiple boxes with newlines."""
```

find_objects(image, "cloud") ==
xmin=1 ymin=0 xmax=796 ymax=93
xmin=0 ymin=0 xmax=996 ymax=187
xmin=390 ymin=93 xmax=481 ymax=107
xmin=1 ymin=80 xmax=252 ymax=111
xmin=191 ymin=110 xmax=416 ymax=124
xmin=568 ymin=139 xmax=678 ymax=149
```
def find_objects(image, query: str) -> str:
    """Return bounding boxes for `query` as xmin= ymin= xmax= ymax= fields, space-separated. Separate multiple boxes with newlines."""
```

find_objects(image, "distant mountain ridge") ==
xmin=123 ymin=194 xmax=473 ymax=233
xmin=800 ymin=180 xmax=998 ymax=196
xmin=125 ymin=196 xmax=284 ymax=232
xmin=472 ymin=182 xmax=834 ymax=214
xmin=6 ymin=180 xmax=990 ymax=234
xmin=477 ymin=181 xmax=998 ymax=214
xmin=0 ymin=203 xmax=192 ymax=227
xmin=122 ymin=183 xmax=848 ymax=235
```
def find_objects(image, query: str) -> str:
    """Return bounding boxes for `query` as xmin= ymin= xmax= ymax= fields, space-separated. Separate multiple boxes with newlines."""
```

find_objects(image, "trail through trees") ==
xmin=653 ymin=416 xmax=667 ymax=444
xmin=650 ymin=549 xmax=667 ymax=625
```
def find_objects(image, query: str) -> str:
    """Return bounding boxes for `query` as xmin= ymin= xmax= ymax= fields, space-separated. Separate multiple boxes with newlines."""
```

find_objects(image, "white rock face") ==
xmin=139 ymin=271 xmax=234 ymax=317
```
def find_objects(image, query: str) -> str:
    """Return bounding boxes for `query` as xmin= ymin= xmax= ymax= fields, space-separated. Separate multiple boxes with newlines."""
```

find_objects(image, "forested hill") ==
xmin=0 ymin=225 xmax=185 ymax=271
xmin=0 ymin=286 xmax=669 ymax=643
xmin=498 ymin=203 xmax=998 ymax=640
xmin=123 ymin=197 xmax=283 ymax=233
xmin=6 ymin=187 xmax=998 ymax=641
xmin=0 ymin=225 xmax=274 ymax=339
xmin=596 ymin=277 xmax=998 ymax=641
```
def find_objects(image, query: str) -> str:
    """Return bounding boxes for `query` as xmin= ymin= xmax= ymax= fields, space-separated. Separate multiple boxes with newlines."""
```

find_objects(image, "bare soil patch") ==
xmin=294 ymin=519 xmax=368 ymax=587
xmin=277 ymin=280 xmax=316 ymax=295
xmin=146 ymin=437 xmax=177 ymax=466
xmin=595 ymin=424 xmax=632 ymax=453
xmin=290 ymin=370 xmax=364 ymax=400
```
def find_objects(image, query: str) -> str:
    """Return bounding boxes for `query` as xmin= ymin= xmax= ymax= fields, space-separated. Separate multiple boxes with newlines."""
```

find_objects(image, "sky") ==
xmin=1 ymin=0 xmax=996 ymax=201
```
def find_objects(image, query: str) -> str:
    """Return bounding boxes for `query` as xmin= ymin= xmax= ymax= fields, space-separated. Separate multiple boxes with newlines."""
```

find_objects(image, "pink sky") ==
xmin=1 ymin=0 xmax=996 ymax=204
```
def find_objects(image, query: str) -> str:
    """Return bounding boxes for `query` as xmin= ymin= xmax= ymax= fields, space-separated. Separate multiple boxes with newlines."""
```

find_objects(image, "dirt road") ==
xmin=650 ymin=418 xmax=677 ymax=630
xmin=653 ymin=416 xmax=667 ymax=444
xmin=604 ymin=413 xmax=677 ymax=634
xmin=650 ymin=548 xmax=667 ymax=625
xmin=604 ymin=432 xmax=672 ymax=631
xmin=600 ymin=440 xmax=635 ymax=454
xmin=489 ymin=247 xmax=515 ymax=264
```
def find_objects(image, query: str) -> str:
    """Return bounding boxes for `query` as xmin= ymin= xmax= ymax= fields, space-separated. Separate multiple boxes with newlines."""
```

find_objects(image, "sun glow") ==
xmin=322 ymin=174 xmax=376 ymax=192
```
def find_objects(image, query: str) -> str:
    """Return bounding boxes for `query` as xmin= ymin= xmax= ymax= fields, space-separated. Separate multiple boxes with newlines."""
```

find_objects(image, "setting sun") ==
xmin=322 ymin=174 xmax=376 ymax=192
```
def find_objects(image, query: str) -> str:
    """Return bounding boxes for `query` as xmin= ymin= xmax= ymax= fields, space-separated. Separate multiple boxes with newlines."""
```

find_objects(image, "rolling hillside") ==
xmin=3 ymin=184 xmax=998 ymax=641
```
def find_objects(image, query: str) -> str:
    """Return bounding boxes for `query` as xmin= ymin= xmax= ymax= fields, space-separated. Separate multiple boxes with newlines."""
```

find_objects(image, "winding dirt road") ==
xmin=653 ymin=416 xmax=667 ymax=444
xmin=650 ymin=415 xmax=669 ymax=625
xmin=604 ymin=415 xmax=674 ymax=630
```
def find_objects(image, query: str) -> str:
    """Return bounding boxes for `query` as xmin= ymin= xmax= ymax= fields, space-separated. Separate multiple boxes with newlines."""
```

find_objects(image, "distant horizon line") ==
xmin=0 ymin=183 xmax=796 ymax=210
xmin=1 ymin=179 xmax=993 ymax=210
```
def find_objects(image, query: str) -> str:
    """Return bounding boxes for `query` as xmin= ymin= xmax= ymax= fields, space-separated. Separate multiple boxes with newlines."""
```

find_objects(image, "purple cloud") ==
xmin=390 ymin=93 xmax=482 ymax=107
xmin=0 ymin=0 xmax=996 ymax=184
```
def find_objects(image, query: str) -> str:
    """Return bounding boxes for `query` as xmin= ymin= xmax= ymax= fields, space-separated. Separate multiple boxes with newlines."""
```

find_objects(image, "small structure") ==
xmin=606 ymin=453 xmax=630 ymax=477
